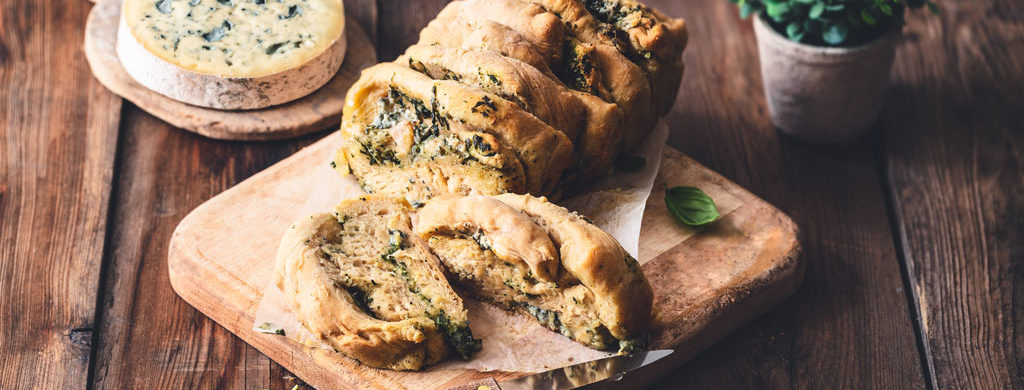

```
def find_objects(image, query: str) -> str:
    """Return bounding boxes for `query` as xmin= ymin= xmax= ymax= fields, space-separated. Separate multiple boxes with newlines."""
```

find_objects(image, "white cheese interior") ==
xmin=122 ymin=0 xmax=344 ymax=77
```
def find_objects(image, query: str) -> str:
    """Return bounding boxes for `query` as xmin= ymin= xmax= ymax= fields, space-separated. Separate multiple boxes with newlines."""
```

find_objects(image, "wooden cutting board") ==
xmin=168 ymin=132 xmax=803 ymax=389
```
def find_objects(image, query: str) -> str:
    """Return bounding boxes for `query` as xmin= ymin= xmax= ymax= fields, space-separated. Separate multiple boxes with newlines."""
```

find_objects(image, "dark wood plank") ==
xmin=645 ymin=0 xmax=928 ymax=387
xmin=375 ymin=0 xmax=450 ymax=61
xmin=883 ymin=0 xmax=1024 ymax=388
xmin=0 ymin=0 xmax=122 ymax=388
xmin=347 ymin=0 xmax=379 ymax=46
xmin=90 ymin=110 xmax=321 ymax=389
xmin=89 ymin=1 xmax=375 ymax=388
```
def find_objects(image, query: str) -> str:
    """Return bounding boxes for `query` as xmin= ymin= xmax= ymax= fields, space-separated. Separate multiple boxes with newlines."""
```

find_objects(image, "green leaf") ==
xmin=861 ymin=9 xmax=877 ymax=25
xmin=927 ymin=1 xmax=940 ymax=15
xmin=765 ymin=1 xmax=791 ymax=21
xmin=739 ymin=2 xmax=756 ymax=19
xmin=879 ymin=3 xmax=893 ymax=16
xmin=786 ymin=22 xmax=804 ymax=42
xmin=809 ymin=2 xmax=825 ymax=19
xmin=664 ymin=186 xmax=720 ymax=227
xmin=822 ymin=23 xmax=848 ymax=45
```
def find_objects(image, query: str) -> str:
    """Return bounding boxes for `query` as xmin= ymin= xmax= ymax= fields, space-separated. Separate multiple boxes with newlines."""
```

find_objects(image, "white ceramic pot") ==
xmin=754 ymin=17 xmax=899 ymax=144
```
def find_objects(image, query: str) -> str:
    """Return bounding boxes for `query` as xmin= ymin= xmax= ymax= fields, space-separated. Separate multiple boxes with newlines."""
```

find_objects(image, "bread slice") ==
xmin=275 ymin=196 xmax=480 ymax=370
xmin=436 ymin=0 xmax=567 ymax=68
xmin=525 ymin=0 xmax=687 ymax=141
xmin=117 ymin=0 xmax=346 ymax=109
xmin=400 ymin=44 xmax=586 ymax=143
xmin=417 ymin=12 xmax=555 ymax=76
xmin=576 ymin=0 xmax=688 ymax=115
xmin=334 ymin=63 xmax=573 ymax=204
xmin=416 ymin=194 xmax=653 ymax=351
xmin=400 ymin=45 xmax=624 ymax=185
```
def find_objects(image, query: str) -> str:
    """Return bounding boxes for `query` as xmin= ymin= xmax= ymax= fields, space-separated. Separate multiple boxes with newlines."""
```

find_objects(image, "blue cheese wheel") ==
xmin=117 ymin=0 xmax=346 ymax=109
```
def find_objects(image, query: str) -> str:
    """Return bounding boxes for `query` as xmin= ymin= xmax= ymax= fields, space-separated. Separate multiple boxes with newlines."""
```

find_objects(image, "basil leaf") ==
xmin=664 ymin=186 xmax=719 ymax=226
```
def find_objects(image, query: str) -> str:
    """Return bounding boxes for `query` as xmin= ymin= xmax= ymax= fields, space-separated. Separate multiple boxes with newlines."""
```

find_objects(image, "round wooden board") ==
xmin=84 ymin=0 xmax=377 ymax=141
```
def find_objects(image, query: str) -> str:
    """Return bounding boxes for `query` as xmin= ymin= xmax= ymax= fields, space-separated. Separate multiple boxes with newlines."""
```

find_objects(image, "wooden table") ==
xmin=1 ymin=0 xmax=1020 ymax=388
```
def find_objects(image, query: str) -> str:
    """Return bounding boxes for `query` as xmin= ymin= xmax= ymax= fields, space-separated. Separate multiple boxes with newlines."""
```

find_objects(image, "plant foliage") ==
xmin=729 ymin=0 xmax=938 ymax=46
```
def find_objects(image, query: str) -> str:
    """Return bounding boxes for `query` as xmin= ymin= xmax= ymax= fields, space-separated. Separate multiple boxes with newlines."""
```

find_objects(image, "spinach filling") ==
xmin=582 ymin=0 xmax=657 ymax=63
xmin=431 ymin=310 xmax=482 ymax=360
xmin=377 ymin=229 xmax=482 ymax=360
xmin=583 ymin=0 xmax=653 ymax=31
xmin=470 ymin=96 xmax=498 ymax=117
xmin=408 ymin=58 xmax=463 ymax=82
xmin=560 ymin=41 xmax=597 ymax=94
xmin=342 ymin=284 xmax=376 ymax=317
xmin=359 ymin=142 xmax=400 ymax=165
xmin=360 ymin=86 xmax=443 ymax=165
xmin=406 ymin=58 xmax=528 ymax=111
xmin=358 ymin=85 xmax=503 ymax=178
xmin=617 ymin=335 xmax=649 ymax=355
xmin=522 ymin=303 xmax=619 ymax=350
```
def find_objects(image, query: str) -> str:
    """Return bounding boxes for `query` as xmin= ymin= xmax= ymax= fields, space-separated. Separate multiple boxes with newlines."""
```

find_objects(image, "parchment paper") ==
xmin=253 ymin=121 xmax=668 ymax=373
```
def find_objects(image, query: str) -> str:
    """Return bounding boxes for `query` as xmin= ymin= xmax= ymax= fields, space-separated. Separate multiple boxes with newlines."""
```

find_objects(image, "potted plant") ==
xmin=729 ymin=0 xmax=938 ymax=144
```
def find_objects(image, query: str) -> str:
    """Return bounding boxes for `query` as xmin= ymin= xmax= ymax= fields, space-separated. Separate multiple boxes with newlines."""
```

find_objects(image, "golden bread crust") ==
xmin=493 ymin=193 xmax=653 ymax=339
xmin=416 ymin=195 xmax=561 ymax=282
xmin=401 ymin=44 xmax=586 ymax=143
xmin=525 ymin=0 xmax=687 ymax=146
xmin=416 ymin=194 xmax=653 ymax=349
xmin=338 ymin=63 xmax=573 ymax=201
xmin=275 ymin=196 xmax=477 ymax=370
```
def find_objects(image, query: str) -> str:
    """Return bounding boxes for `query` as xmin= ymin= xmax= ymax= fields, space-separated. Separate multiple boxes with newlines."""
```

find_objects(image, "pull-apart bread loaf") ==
xmin=334 ymin=63 xmax=573 ymax=206
xmin=282 ymin=0 xmax=684 ymax=370
xmin=275 ymin=196 xmax=481 ymax=370
xmin=335 ymin=0 xmax=686 ymax=200
xmin=400 ymin=44 xmax=625 ymax=184
xmin=416 ymin=194 xmax=654 ymax=351
xmin=524 ymin=0 xmax=688 ymax=148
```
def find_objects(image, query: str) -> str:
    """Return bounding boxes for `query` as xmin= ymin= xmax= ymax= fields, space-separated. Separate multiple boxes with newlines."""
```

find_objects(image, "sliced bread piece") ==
xmin=334 ymin=63 xmax=573 ymax=204
xmin=400 ymin=44 xmax=586 ymax=146
xmin=275 ymin=196 xmax=480 ymax=370
xmin=526 ymin=0 xmax=687 ymax=127
xmin=416 ymin=194 xmax=653 ymax=351
xmin=400 ymin=44 xmax=624 ymax=185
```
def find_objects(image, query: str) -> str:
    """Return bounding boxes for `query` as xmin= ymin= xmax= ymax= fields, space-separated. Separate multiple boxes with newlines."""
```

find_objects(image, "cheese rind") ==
xmin=117 ymin=0 xmax=346 ymax=109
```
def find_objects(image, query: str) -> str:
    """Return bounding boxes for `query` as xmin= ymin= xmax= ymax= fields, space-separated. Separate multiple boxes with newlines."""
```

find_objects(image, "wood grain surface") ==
xmin=0 ymin=0 xmax=121 ymax=388
xmin=648 ymin=1 xmax=929 ymax=388
xmin=0 ymin=0 xmax=1021 ymax=389
xmin=89 ymin=112 xmax=323 ymax=389
xmin=883 ymin=2 xmax=1024 ymax=388
xmin=84 ymin=0 xmax=378 ymax=141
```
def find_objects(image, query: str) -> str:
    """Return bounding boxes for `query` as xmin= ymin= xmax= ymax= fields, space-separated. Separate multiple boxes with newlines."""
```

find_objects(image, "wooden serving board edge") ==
xmin=167 ymin=134 xmax=804 ymax=389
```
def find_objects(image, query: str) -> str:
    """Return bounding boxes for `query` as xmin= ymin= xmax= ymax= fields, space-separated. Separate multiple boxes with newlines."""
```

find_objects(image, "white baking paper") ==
xmin=253 ymin=121 xmax=669 ymax=373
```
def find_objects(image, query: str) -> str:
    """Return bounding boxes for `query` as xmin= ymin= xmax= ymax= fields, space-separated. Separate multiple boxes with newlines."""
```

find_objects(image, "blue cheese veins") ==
xmin=123 ymin=0 xmax=344 ymax=77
